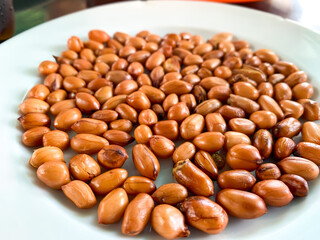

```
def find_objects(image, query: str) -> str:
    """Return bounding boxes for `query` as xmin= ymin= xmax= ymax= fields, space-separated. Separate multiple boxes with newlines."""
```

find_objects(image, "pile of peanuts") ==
xmin=18 ymin=29 xmax=320 ymax=239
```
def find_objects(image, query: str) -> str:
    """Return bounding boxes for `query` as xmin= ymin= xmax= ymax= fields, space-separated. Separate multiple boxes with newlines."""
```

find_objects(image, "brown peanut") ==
xmin=89 ymin=168 xmax=128 ymax=195
xmin=173 ymin=159 xmax=214 ymax=197
xmin=218 ymin=170 xmax=256 ymax=191
xmin=37 ymin=161 xmax=70 ymax=189
xmin=62 ymin=180 xmax=97 ymax=209
xmin=179 ymin=196 xmax=228 ymax=234
xmin=123 ymin=176 xmax=156 ymax=195
xmin=216 ymin=189 xmax=267 ymax=219
xmin=152 ymin=183 xmax=188 ymax=205
xmin=97 ymin=145 xmax=128 ymax=169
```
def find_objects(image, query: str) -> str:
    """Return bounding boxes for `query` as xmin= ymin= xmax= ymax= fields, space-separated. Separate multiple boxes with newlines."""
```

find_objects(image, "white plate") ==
xmin=1 ymin=1 xmax=320 ymax=240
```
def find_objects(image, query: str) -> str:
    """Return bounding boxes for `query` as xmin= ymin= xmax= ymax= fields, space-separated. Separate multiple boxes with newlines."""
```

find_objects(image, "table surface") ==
xmin=12 ymin=0 xmax=320 ymax=36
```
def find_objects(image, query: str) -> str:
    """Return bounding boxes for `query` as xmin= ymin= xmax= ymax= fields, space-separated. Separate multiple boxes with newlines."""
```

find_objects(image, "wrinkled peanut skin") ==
xmin=179 ymin=196 xmax=228 ymax=234
xmin=121 ymin=193 xmax=154 ymax=236
xmin=62 ymin=180 xmax=96 ymax=209
xmin=173 ymin=159 xmax=214 ymax=197
xmin=69 ymin=154 xmax=101 ymax=181
xmin=280 ymin=174 xmax=309 ymax=197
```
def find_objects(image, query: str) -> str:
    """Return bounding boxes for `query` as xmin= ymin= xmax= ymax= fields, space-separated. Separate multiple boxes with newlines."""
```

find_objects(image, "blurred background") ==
xmin=1 ymin=0 xmax=319 ymax=42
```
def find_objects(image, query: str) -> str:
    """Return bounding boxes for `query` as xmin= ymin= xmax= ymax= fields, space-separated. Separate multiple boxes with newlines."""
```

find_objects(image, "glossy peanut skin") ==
xmin=103 ymin=130 xmax=134 ymax=146
xmin=29 ymin=146 xmax=65 ymax=168
xmin=37 ymin=161 xmax=70 ymax=189
xmin=193 ymin=132 xmax=225 ymax=153
xmin=71 ymin=133 xmax=109 ymax=154
xmin=179 ymin=196 xmax=228 ymax=234
xmin=62 ymin=180 xmax=97 ymax=209
xmin=150 ymin=135 xmax=175 ymax=158
xmin=228 ymin=118 xmax=256 ymax=135
xmin=173 ymin=159 xmax=214 ymax=197
xmin=153 ymin=120 xmax=179 ymax=141
xmin=302 ymin=121 xmax=320 ymax=145
xmin=252 ymin=180 xmax=293 ymax=207
xmin=218 ymin=170 xmax=256 ymax=191
xmin=98 ymin=188 xmax=129 ymax=224
xmin=274 ymin=137 xmax=295 ymax=159
xmin=69 ymin=154 xmax=101 ymax=181
xmin=280 ymin=174 xmax=309 ymax=197
xmin=277 ymin=157 xmax=319 ymax=181
xmin=151 ymin=204 xmax=190 ymax=240
xmin=152 ymin=183 xmax=188 ymax=205
xmin=71 ymin=118 xmax=107 ymax=135
xmin=54 ymin=108 xmax=82 ymax=131
xmin=123 ymin=176 xmax=156 ymax=195
xmin=134 ymin=124 xmax=153 ymax=144
xmin=121 ymin=193 xmax=154 ymax=236
xmin=194 ymin=150 xmax=218 ymax=179
xmin=224 ymin=131 xmax=251 ymax=151
xmin=216 ymin=189 xmax=267 ymax=219
xmin=180 ymin=114 xmax=204 ymax=140
xmin=252 ymin=129 xmax=273 ymax=159
xmin=272 ymin=117 xmax=301 ymax=138
xmin=226 ymin=144 xmax=262 ymax=171
xmin=22 ymin=127 xmax=50 ymax=147
xmin=255 ymin=163 xmax=281 ymax=180
xmin=172 ymin=142 xmax=196 ymax=164
xmin=97 ymin=145 xmax=128 ymax=169
xmin=132 ymin=144 xmax=160 ymax=180
xmin=205 ymin=113 xmax=227 ymax=133
xmin=249 ymin=110 xmax=277 ymax=129
xmin=294 ymin=142 xmax=320 ymax=165
xmin=89 ymin=168 xmax=128 ymax=195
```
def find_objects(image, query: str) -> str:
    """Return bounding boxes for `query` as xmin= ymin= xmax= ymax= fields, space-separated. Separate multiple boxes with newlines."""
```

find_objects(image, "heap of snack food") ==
xmin=18 ymin=30 xmax=320 ymax=239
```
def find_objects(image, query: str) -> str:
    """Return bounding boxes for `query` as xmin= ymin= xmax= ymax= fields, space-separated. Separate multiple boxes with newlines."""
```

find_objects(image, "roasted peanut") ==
xmin=103 ymin=130 xmax=133 ymax=146
xmin=62 ymin=180 xmax=96 ymax=209
xmin=69 ymin=154 xmax=100 ymax=181
xmin=216 ymin=189 xmax=267 ymax=219
xmin=98 ymin=188 xmax=129 ymax=224
xmin=194 ymin=150 xmax=218 ymax=179
xmin=133 ymin=144 xmax=160 ymax=180
xmin=228 ymin=94 xmax=260 ymax=114
xmin=249 ymin=110 xmax=277 ymax=129
xmin=180 ymin=114 xmax=204 ymax=140
xmin=280 ymin=174 xmax=309 ymax=197
xmin=274 ymin=137 xmax=295 ymax=159
xmin=29 ymin=146 xmax=64 ymax=168
xmin=277 ymin=157 xmax=319 ymax=181
xmin=22 ymin=126 xmax=50 ymax=147
xmin=193 ymin=132 xmax=225 ymax=153
xmin=37 ymin=161 xmax=70 ymax=189
xmin=224 ymin=131 xmax=251 ymax=151
xmin=272 ymin=117 xmax=301 ymax=138
xmin=302 ymin=121 xmax=320 ymax=144
xmin=43 ymin=130 xmax=69 ymax=150
xmin=252 ymin=180 xmax=293 ymax=207
xmin=228 ymin=118 xmax=256 ymax=135
xmin=70 ymin=133 xmax=109 ymax=154
xmin=138 ymin=109 xmax=158 ymax=126
xmin=152 ymin=204 xmax=190 ymax=239
xmin=217 ymin=105 xmax=245 ymax=121
xmin=54 ymin=108 xmax=82 ymax=131
xmin=150 ymin=135 xmax=175 ymax=158
xmin=153 ymin=120 xmax=179 ymax=141
xmin=226 ymin=144 xmax=262 ymax=171
xmin=218 ymin=170 xmax=256 ymax=190
xmin=97 ymin=145 xmax=128 ymax=169
xmin=123 ymin=176 xmax=156 ymax=195
xmin=173 ymin=159 xmax=214 ymax=197
xmin=298 ymin=99 xmax=320 ymax=121
xmin=109 ymin=119 xmax=132 ymax=132
xmin=258 ymin=95 xmax=284 ymax=120
xmin=294 ymin=142 xmax=320 ymax=165
xmin=172 ymin=142 xmax=196 ymax=164
xmin=255 ymin=163 xmax=281 ymax=180
xmin=167 ymin=102 xmax=190 ymax=123
xmin=71 ymin=118 xmax=107 ymax=135
xmin=90 ymin=168 xmax=128 ymax=195
xmin=279 ymin=100 xmax=304 ymax=119
xmin=134 ymin=124 xmax=153 ymax=145
xmin=115 ymin=103 xmax=138 ymax=123
xmin=121 ymin=193 xmax=154 ymax=236
xmin=152 ymin=183 xmax=188 ymax=205
xmin=179 ymin=196 xmax=228 ymax=234
xmin=252 ymin=129 xmax=273 ymax=159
